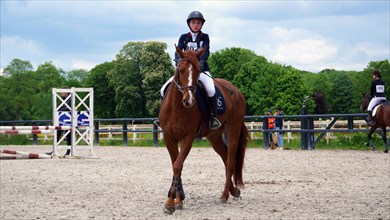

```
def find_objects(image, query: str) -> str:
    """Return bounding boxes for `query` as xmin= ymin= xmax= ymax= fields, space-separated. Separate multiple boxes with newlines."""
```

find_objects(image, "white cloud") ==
xmin=273 ymin=39 xmax=338 ymax=63
xmin=71 ymin=60 xmax=97 ymax=71
xmin=0 ymin=36 xmax=43 ymax=68
xmin=1 ymin=1 xmax=389 ymax=72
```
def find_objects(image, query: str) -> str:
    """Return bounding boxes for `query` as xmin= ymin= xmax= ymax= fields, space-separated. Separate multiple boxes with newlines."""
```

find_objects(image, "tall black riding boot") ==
xmin=208 ymin=95 xmax=222 ymax=130
xmin=367 ymin=110 xmax=375 ymax=126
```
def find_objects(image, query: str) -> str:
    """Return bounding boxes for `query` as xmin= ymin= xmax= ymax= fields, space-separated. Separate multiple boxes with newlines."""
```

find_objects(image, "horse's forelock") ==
xmin=182 ymin=50 xmax=201 ymax=73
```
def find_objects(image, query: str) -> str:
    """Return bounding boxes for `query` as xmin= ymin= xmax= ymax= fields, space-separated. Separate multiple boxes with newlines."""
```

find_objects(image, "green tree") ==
xmin=108 ymin=42 xmax=144 ymax=117
xmin=3 ymin=58 xmax=33 ymax=75
xmin=233 ymin=55 xmax=308 ymax=115
xmin=233 ymin=56 xmax=269 ymax=115
xmin=209 ymin=47 xmax=257 ymax=82
xmin=330 ymin=73 xmax=354 ymax=113
xmin=0 ymin=76 xmax=16 ymax=120
xmin=64 ymin=69 xmax=89 ymax=87
xmin=31 ymin=62 xmax=63 ymax=119
xmin=85 ymin=62 xmax=116 ymax=119
xmin=3 ymin=59 xmax=35 ymax=120
xmin=108 ymin=41 xmax=173 ymax=118
xmin=34 ymin=62 xmax=62 ymax=93
xmin=139 ymin=41 xmax=174 ymax=117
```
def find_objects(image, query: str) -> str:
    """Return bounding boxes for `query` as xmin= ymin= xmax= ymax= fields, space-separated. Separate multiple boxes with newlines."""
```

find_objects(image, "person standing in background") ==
xmin=274 ymin=106 xmax=284 ymax=150
xmin=267 ymin=109 xmax=275 ymax=148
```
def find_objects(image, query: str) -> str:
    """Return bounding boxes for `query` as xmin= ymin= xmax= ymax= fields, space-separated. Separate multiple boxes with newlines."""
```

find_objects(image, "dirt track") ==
xmin=0 ymin=145 xmax=389 ymax=220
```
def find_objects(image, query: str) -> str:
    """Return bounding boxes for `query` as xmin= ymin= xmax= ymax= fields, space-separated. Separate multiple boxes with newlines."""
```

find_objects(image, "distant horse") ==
xmin=360 ymin=93 xmax=389 ymax=153
xmin=158 ymin=46 xmax=249 ymax=214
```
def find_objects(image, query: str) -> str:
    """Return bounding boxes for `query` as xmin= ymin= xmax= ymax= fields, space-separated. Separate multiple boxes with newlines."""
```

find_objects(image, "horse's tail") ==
xmin=235 ymin=122 xmax=250 ymax=187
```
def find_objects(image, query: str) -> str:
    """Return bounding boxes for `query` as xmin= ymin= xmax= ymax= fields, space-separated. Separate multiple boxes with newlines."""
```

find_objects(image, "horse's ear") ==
xmin=195 ymin=46 xmax=207 ymax=59
xmin=175 ymin=44 xmax=184 ymax=59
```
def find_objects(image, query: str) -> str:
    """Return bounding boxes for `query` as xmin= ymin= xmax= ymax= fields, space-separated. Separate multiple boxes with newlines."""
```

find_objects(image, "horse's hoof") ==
xmin=163 ymin=204 xmax=175 ymax=214
xmin=232 ymin=188 xmax=241 ymax=198
xmin=175 ymin=203 xmax=183 ymax=210
xmin=219 ymin=195 xmax=229 ymax=203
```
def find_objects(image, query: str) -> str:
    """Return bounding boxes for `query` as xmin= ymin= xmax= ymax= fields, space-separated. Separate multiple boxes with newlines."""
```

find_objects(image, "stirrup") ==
xmin=209 ymin=117 xmax=222 ymax=130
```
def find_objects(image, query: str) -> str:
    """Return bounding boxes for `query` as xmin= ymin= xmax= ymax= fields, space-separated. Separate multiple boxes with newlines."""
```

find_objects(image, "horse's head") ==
xmin=174 ymin=45 xmax=206 ymax=107
xmin=360 ymin=93 xmax=371 ymax=112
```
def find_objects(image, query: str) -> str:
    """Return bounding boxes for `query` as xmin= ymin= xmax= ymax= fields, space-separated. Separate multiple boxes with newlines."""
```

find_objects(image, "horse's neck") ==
xmin=165 ymin=85 xmax=184 ymax=110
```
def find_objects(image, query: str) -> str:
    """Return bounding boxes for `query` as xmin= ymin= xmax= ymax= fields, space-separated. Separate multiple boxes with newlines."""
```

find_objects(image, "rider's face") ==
xmin=189 ymin=19 xmax=203 ymax=32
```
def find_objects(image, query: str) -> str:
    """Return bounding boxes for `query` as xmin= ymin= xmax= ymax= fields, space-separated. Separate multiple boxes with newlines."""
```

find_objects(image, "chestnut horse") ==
xmin=360 ymin=93 xmax=389 ymax=153
xmin=159 ymin=46 xmax=249 ymax=214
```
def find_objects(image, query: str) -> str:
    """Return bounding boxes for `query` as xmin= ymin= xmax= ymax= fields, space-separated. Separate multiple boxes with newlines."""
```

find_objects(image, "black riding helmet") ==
xmin=187 ymin=11 xmax=206 ymax=24
xmin=187 ymin=11 xmax=205 ymax=32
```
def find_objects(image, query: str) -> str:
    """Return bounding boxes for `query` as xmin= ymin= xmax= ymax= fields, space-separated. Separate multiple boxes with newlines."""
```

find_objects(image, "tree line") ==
xmin=1 ymin=41 xmax=389 ymax=121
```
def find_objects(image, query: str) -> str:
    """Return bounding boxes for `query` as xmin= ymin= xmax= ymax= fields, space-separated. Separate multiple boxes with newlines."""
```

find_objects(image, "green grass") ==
xmin=1 ymin=132 xmax=387 ymax=151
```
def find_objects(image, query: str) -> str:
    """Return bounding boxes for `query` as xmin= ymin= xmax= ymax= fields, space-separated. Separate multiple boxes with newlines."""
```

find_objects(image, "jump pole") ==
xmin=0 ymin=126 xmax=71 ymax=131
xmin=0 ymin=149 xmax=51 ymax=159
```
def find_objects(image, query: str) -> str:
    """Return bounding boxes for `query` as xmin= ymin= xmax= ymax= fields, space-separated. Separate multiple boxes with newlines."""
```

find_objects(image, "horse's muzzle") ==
xmin=182 ymin=97 xmax=195 ymax=107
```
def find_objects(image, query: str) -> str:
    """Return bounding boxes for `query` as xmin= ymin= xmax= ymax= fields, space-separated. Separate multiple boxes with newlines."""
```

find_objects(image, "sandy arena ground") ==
xmin=0 ymin=145 xmax=389 ymax=220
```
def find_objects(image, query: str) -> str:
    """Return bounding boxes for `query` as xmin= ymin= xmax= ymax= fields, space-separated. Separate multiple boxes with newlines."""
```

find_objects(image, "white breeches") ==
xmin=160 ymin=71 xmax=216 ymax=97
xmin=368 ymin=97 xmax=386 ymax=111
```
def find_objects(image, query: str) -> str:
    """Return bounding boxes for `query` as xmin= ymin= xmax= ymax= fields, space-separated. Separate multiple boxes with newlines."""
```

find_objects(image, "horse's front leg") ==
xmin=164 ymin=138 xmax=179 ymax=214
xmin=164 ymin=137 xmax=194 ymax=214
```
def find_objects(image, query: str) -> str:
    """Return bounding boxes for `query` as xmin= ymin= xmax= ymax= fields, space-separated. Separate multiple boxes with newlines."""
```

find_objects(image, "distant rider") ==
xmin=367 ymin=70 xmax=386 ymax=125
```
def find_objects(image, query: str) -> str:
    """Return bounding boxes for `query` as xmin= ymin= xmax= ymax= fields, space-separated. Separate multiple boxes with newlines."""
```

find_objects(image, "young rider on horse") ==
xmin=367 ymin=70 xmax=386 ymax=125
xmin=160 ymin=11 xmax=222 ymax=129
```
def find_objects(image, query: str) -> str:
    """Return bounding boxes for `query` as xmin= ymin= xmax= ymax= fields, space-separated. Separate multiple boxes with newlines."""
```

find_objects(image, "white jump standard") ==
xmin=52 ymin=87 xmax=95 ymax=158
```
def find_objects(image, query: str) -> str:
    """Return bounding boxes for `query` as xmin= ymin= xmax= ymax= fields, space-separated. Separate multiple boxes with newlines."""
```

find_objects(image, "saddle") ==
xmin=163 ymin=82 xmax=226 ymax=114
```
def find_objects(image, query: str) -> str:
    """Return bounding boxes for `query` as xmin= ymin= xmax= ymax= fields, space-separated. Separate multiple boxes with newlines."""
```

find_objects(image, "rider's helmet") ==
xmin=187 ymin=11 xmax=205 ymax=24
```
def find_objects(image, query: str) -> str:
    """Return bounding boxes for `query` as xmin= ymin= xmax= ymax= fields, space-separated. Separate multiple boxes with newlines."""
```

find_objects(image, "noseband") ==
xmin=174 ymin=57 xmax=197 ymax=94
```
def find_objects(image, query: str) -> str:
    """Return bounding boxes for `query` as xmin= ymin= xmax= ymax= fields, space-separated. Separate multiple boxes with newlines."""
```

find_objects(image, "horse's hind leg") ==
xmin=381 ymin=127 xmax=388 ymax=153
xmin=207 ymin=132 xmax=239 ymax=201
xmin=368 ymin=126 xmax=376 ymax=151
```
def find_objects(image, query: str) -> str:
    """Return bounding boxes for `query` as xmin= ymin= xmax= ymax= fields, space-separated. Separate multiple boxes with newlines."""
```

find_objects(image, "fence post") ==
xmin=153 ymin=123 xmax=158 ymax=148
xmin=307 ymin=116 xmax=314 ymax=150
xmin=263 ymin=118 xmax=269 ymax=149
xmin=94 ymin=120 xmax=100 ymax=145
xmin=348 ymin=116 xmax=354 ymax=130
xmin=300 ymin=105 xmax=308 ymax=150
xmin=122 ymin=120 xmax=128 ymax=146
xmin=32 ymin=121 xmax=38 ymax=145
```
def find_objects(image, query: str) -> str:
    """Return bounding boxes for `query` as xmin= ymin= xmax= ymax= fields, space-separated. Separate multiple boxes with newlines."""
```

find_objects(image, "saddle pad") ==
xmin=372 ymin=104 xmax=381 ymax=117
xmin=195 ymin=85 xmax=226 ymax=115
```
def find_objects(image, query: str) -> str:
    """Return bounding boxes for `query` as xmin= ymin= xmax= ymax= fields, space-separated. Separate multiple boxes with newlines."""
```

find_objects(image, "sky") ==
xmin=1 ymin=0 xmax=389 ymax=73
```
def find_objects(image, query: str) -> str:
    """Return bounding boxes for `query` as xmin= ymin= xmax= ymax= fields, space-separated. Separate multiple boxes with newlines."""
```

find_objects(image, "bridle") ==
xmin=173 ymin=57 xmax=198 ymax=95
